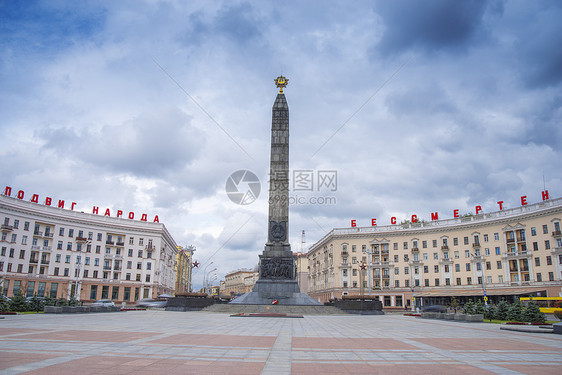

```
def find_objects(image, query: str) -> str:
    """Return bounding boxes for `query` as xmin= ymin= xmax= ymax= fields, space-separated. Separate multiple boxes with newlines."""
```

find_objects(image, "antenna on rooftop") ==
xmin=301 ymin=230 xmax=306 ymax=253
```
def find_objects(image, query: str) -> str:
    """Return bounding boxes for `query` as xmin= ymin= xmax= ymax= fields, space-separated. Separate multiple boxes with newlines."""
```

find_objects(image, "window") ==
xmin=68 ymin=229 xmax=74 ymax=237
xmin=536 ymin=273 xmax=542 ymax=282
xmin=63 ymin=268 xmax=69 ymax=276
xmin=147 ymin=251 xmax=152 ymax=258
xmin=432 ymin=240 xmax=437 ymax=247
xmin=495 ymin=247 xmax=501 ymax=255
xmin=126 ymin=273 xmax=131 ymax=280
xmin=535 ymin=257 xmax=540 ymax=266
xmin=93 ymin=270 xmax=98 ymax=278
xmin=352 ymin=269 xmax=357 ymax=276
xmin=137 ymin=262 xmax=142 ymax=270
xmin=138 ymin=250 xmax=143 ymax=258
xmin=454 ymin=251 xmax=459 ymax=259
xmin=403 ymin=254 xmax=409 ymax=262
xmin=424 ymin=279 xmax=429 ymax=287
xmin=95 ymin=245 xmax=101 ymax=254
xmin=453 ymin=238 xmax=458 ymax=246
xmin=423 ymin=253 xmax=428 ymax=261
xmin=546 ymin=256 xmax=552 ymax=265
xmin=405 ymin=280 xmax=410 ymax=287
xmin=415 ymin=279 xmax=420 ymax=287
xmin=362 ymin=245 xmax=366 ymax=252
xmin=9 ymin=248 xmax=14 ymax=257
xmin=97 ymin=233 xmax=102 ymax=241
xmin=434 ymin=265 xmax=439 ymax=273
xmin=404 ymin=267 xmax=409 ymax=275
xmin=464 ymin=237 xmax=469 ymax=245
xmin=19 ymin=250 xmax=25 ymax=259
xmin=531 ymin=242 xmax=538 ymax=251
xmin=128 ymin=249 xmax=133 ymax=257
xmin=139 ymin=238 xmax=144 ymax=246
xmin=531 ymin=227 xmax=537 ymax=236
xmin=394 ymin=267 xmax=399 ymax=275
xmin=545 ymin=240 xmax=550 ymax=250
xmin=127 ymin=261 xmax=132 ymax=269
xmin=83 ymin=270 xmax=88 ymax=278
xmin=497 ymin=261 xmax=502 ymax=269
xmin=59 ymin=227 xmax=65 ymax=236
xmin=395 ymin=280 xmax=400 ymax=287
xmin=467 ymin=277 xmax=472 ymax=285
xmin=94 ymin=258 xmax=99 ymax=266
xmin=444 ymin=265 xmax=449 ymax=272
xmin=403 ymin=242 xmax=408 ymax=249
xmin=423 ymin=266 xmax=428 ymax=273
xmin=486 ymin=261 xmax=491 ymax=270
xmin=65 ymin=255 xmax=70 ymax=263
xmin=465 ymin=250 xmax=470 ymax=258
xmin=66 ymin=242 xmax=71 ymax=250
xmin=455 ymin=264 xmax=460 ymax=272
xmin=433 ymin=252 xmax=438 ymax=260
xmin=394 ymin=243 xmax=398 ymax=250
xmin=548 ymin=272 xmax=554 ymax=281
xmin=494 ymin=233 xmax=499 ymax=241
xmin=145 ymin=275 xmax=150 ymax=282
xmin=422 ymin=241 xmax=427 ymax=248
xmin=466 ymin=263 xmax=471 ymax=271
xmin=112 ymin=286 xmax=119 ymax=300
xmin=129 ymin=237 xmax=134 ymax=245
xmin=485 ymin=248 xmax=490 ymax=256
xmin=476 ymin=262 xmax=482 ymax=271
xmin=483 ymin=234 xmax=489 ymax=242
xmin=443 ymin=251 xmax=449 ymax=259
xmin=435 ymin=278 xmax=440 ymax=286
xmin=543 ymin=225 xmax=548 ymax=234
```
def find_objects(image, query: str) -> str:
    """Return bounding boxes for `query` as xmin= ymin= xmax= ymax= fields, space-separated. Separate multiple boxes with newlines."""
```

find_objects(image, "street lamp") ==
xmin=205 ymin=268 xmax=217 ymax=294
xmin=74 ymin=240 xmax=90 ymax=301
xmin=202 ymin=262 xmax=214 ymax=293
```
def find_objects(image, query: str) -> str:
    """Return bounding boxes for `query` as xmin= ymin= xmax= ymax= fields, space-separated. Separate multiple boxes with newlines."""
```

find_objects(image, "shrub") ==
xmin=506 ymin=301 xmax=523 ymax=322
xmin=43 ymin=296 xmax=56 ymax=306
xmin=28 ymin=295 xmax=44 ymax=312
xmin=0 ymin=297 xmax=10 ymax=312
xmin=474 ymin=299 xmax=486 ymax=315
xmin=496 ymin=299 xmax=509 ymax=320
xmin=484 ymin=304 xmax=497 ymax=321
xmin=521 ymin=302 xmax=546 ymax=323
xmin=462 ymin=300 xmax=475 ymax=315
xmin=9 ymin=292 xmax=29 ymax=312
xmin=554 ymin=310 xmax=562 ymax=320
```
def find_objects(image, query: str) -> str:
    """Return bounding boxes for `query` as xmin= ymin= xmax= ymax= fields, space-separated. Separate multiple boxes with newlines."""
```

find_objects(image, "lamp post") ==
xmin=74 ymin=240 xmax=90 ymax=301
xmin=205 ymin=268 xmax=217 ymax=294
xmin=202 ymin=262 xmax=214 ymax=293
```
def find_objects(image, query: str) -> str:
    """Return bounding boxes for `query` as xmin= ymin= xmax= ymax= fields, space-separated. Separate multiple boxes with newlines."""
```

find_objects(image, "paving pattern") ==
xmin=0 ymin=311 xmax=561 ymax=374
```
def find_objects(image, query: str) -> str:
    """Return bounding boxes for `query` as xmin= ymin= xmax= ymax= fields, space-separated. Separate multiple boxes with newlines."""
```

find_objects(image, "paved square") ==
xmin=0 ymin=311 xmax=561 ymax=374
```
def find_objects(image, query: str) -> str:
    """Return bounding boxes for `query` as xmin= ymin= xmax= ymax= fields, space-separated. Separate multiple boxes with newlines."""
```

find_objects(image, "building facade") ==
xmin=306 ymin=197 xmax=562 ymax=309
xmin=222 ymin=269 xmax=259 ymax=296
xmin=175 ymin=245 xmax=195 ymax=293
xmin=0 ymin=194 xmax=178 ymax=303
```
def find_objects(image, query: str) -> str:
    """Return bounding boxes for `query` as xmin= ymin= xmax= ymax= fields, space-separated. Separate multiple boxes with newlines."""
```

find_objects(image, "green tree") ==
xmin=43 ymin=296 xmax=56 ymax=306
xmin=28 ymin=295 xmax=44 ymax=312
xmin=507 ymin=301 xmax=523 ymax=321
xmin=474 ymin=299 xmax=486 ymax=315
xmin=450 ymin=297 xmax=460 ymax=312
xmin=462 ymin=300 xmax=475 ymax=314
xmin=496 ymin=299 xmax=509 ymax=320
xmin=484 ymin=304 xmax=497 ymax=321
xmin=9 ymin=292 xmax=29 ymax=312
xmin=521 ymin=302 xmax=546 ymax=323
xmin=0 ymin=297 xmax=10 ymax=312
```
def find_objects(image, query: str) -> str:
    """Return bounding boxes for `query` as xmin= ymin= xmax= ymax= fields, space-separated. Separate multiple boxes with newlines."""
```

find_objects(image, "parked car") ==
xmin=25 ymin=296 xmax=45 ymax=302
xmin=421 ymin=305 xmax=447 ymax=313
xmin=136 ymin=298 xmax=167 ymax=308
xmin=91 ymin=299 xmax=115 ymax=307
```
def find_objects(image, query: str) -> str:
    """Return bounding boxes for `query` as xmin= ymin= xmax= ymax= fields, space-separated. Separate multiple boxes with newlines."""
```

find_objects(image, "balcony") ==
xmin=1 ymin=224 xmax=13 ymax=231
xmin=411 ymin=247 xmax=419 ymax=252
xmin=441 ymin=245 xmax=449 ymax=250
xmin=472 ymin=242 xmax=480 ymax=248
xmin=41 ymin=260 xmax=50 ymax=265
xmin=553 ymin=230 xmax=562 ymax=237
xmin=103 ymin=266 xmax=112 ymax=270
xmin=506 ymin=238 xmax=515 ymax=243
xmin=341 ymin=250 xmax=348 ymax=257
xmin=76 ymin=236 xmax=88 ymax=243
xmin=106 ymin=240 xmax=115 ymax=245
xmin=116 ymin=241 xmax=125 ymax=246
xmin=30 ymin=258 xmax=39 ymax=264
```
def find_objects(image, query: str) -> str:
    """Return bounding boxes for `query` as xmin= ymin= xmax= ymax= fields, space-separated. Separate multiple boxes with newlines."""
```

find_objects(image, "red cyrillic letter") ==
xmin=45 ymin=197 xmax=52 ymax=206
xmin=30 ymin=194 xmax=39 ymax=203
xmin=371 ymin=218 xmax=377 ymax=226
xmin=453 ymin=209 xmax=459 ymax=218
xmin=17 ymin=190 xmax=25 ymax=199
xmin=542 ymin=190 xmax=549 ymax=201
xmin=351 ymin=220 xmax=356 ymax=227
xmin=128 ymin=212 xmax=134 ymax=219
xmin=497 ymin=201 xmax=503 ymax=210
xmin=104 ymin=208 xmax=111 ymax=217
xmin=431 ymin=212 xmax=439 ymax=221
xmin=411 ymin=214 xmax=418 ymax=223
xmin=58 ymin=200 xmax=65 ymax=208
xmin=141 ymin=214 xmax=148 ymax=222
xmin=92 ymin=206 xmax=99 ymax=214
xmin=521 ymin=196 xmax=527 ymax=206
xmin=475 ymin=205 xmax=482 ymax=214
xmin=153 ymin=215 xmax=159 ymax=223
xmin=4 ymin=186 xmax=12 ymax=196
xmin=391 ymin=217 xmax=396 ymax=224
xmin=71 ymin=202 xmax=76 ymax=210
xmin=117 ymin=210 xmax=123 ymax=218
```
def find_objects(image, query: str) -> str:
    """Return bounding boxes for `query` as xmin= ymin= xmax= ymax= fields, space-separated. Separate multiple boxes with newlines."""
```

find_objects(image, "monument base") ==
xmin=229 ymin=279 xmax=321 ymax=305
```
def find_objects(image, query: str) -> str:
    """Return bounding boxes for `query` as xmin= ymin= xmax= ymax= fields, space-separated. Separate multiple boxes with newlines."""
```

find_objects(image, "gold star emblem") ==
xmin=274 ymin=75 xmax=289 ymax=93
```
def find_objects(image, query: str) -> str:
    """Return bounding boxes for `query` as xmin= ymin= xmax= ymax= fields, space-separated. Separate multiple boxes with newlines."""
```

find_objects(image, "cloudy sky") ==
xmin=1 ymin=0 xmax=561 ymax=290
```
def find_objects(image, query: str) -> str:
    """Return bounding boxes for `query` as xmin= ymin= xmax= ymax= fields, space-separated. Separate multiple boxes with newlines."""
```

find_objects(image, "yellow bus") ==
xmin=519 ymin=297 xmax=562 ymax=314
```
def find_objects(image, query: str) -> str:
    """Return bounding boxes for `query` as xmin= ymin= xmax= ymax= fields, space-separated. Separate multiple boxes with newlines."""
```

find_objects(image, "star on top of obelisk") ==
xmin=274 ymin=75 xmax=289 ymax=93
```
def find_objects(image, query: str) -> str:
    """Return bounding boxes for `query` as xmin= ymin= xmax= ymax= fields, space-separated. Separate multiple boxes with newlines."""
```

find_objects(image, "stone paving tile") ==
xmin=0 ymin=311 xmax=561 ymax=374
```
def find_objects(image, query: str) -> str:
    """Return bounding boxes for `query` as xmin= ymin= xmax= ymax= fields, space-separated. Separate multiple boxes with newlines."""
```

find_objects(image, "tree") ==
xmin=521 ymin=302 xmax=546 ymax=323
xmin=474 ymin=299 xmax=486 ymax=315
xmin=28 ymin=295 xmax=44 ymax=312
xmin=496 ymin=299 xmax=509 ymax=320
xmin=507 ymin=301 xmax=523 ymax=321
xmin=450 ymin=297 xmax=460 ymax=312
xmin=484 ymin=304 xmax=497 ymax=321
xmin=43 ymin=296 xmax=56 ymax=306
xmin=0 ymin=297 xmax=9 ymax=312
xmin=462 ymin=300 xmax=475 ymax=315
xmin=9 ymin=292 xmax=29 ymax=312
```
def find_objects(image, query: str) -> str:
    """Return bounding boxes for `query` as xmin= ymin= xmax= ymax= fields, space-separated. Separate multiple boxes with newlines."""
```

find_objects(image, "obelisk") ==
xmin=230 ymin=76 xmax=320 ymax=305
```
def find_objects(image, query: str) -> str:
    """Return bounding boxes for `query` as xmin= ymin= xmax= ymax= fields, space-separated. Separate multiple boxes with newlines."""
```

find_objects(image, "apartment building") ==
xmin=306 ymin=197 xmax=562 ymax=309
xmin=0 ymin=194 xmax=178 ymax=303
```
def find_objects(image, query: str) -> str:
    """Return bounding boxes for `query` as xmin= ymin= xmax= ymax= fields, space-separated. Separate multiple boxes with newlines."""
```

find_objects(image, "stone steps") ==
xmin=201 ymin=304 xmax=347 ymax=315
